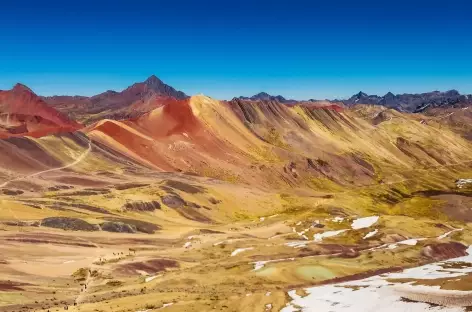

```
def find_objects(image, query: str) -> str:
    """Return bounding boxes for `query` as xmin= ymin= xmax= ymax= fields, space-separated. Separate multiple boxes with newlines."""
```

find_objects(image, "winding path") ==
xmin=0 ymin=140 xmax=92 ymax=188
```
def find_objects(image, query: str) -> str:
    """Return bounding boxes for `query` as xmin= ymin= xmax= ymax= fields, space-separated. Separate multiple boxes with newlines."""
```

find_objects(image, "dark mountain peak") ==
xmin=12 ymin=83 xmax=34 ymax=93
xmin=139 ymin=75 xmax=187 ymax=99
xmin=104 ymin=90 xmax=119 ymax=95
xmin=254 ymin=92 xmax=271 ymax=98
xmin=341 ymin=89 xmax=471 ymax=112
xmin=251 ymin=92 xmax=287 ymax=102
xmin=144 ymin=75 xmax=163 ymax=86
xmin=356 ymin=91 xmax=368 ymax=98
xmin=345 ymin=91 xmax=382 ymax=106
xmin=445 ymin=89 xmax=460 ymax=96
xmin=274 ymin=95 xmax=287 ymax=102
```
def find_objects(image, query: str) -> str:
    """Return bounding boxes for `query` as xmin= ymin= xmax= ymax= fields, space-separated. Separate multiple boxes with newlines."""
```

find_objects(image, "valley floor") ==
xmin=0 ymin=161 xmax=471 ymax=312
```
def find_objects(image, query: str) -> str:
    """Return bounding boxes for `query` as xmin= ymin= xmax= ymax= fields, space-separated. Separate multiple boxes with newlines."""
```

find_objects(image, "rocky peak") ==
xmin=144 ymin=75 xmax=164 ymax=87
xmin=140 ymin=75 xmax=187 ymax=99
xmin=253 ymin=92 xmax=271 ymax=98
xmin=355 ymin=91 xmax=368 ymax=98
xmin=12 ymin=83 xmax=34 ymax=93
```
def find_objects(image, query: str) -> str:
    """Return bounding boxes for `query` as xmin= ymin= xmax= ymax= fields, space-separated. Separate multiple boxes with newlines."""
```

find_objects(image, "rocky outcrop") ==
xmin=3 ymin=220 xmax=40 ymax=227
xmin=208 ymin=197 xmax=222 ymax=205
xmin=1 ymin=189 xmax=24 ymax=195
xmin=123 ymin=200 xmax=161 ymax=212
xmin=422 ymin=242 xmax=468 ymax=261
xmin=372 ymin=111 xmax=390 ymax=125
xmin=102 ymin=217 xmax=160 ymax=234
xmin=100 ymin=221 xmax=137 ymax=233
xmin=161 ymin=195 xmax=186 ymax=208
xmin=114 ymin=183 xmax=149 ymax=190
xmin=164 ymin=180 xmax=205 ymax=194
xmin=47 ymin=185 xmax=74 ymax=191
xmin=41 ymin=217 xmax=100 ymax=231
xmin=116 ymin=258 xmax=179 ymax=276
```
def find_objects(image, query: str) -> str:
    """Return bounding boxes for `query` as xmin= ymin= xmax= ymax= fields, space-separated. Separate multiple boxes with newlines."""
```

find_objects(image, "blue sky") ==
xmin=1 ymin=0 xmax=471 ymax=100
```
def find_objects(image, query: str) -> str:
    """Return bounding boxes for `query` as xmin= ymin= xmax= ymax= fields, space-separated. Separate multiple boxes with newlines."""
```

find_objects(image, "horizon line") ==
xmin=1 ymin=76 xmax=470 ymax=102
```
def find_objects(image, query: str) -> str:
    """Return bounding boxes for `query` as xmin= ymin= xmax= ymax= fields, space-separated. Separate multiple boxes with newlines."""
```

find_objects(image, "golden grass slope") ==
xmin=81 ymin=96 xmax=472 ymax=191
xmin=0 ymin=95 xmax=471 ymax=311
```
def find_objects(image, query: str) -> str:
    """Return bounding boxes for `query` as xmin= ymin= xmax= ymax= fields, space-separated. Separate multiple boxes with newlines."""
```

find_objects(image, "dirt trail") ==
xmin=0 ymin=140 xmax=92 ymax=188
xmin=71 ymin=251 xmax=126 ymax=310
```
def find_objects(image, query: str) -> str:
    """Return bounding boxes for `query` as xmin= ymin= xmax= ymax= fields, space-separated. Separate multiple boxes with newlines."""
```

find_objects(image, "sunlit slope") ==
xmin=0 ymin=131 xmax=148 ymax=188
xmin=84 ymin=96 xmax=472 ymax=189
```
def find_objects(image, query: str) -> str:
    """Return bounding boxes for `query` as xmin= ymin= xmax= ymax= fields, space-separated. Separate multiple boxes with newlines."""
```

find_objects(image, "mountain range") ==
xmin=238 ymin=89 xmax=472 ymax=112
xmin=35 ymin=76 xmax=472 ymax=123
xmin=342 ymin=90 xmax=472 ymax=112
xmin=0 ymin=74 xmax=471 ymax=312
xmin=42 ymin=75 xmax=188 ymax=123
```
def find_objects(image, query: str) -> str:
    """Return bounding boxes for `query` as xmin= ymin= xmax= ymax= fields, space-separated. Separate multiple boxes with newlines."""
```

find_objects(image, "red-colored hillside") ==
xmin=0 ymin=84 xmax=82 ymax=138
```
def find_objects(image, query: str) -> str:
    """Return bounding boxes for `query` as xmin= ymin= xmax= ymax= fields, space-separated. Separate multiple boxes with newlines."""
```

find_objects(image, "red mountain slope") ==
xmin=0 ymin=84 xmax=82 ymax=138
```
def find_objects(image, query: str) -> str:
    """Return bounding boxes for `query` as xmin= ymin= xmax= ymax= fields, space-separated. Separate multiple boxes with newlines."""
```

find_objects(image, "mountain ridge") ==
xmin=0 ymin=83 xmax=82 ymax=138
xmin=241 ymin=89 xmax=472 ymax=112
xmin=341 ymin=89 xmax=471 ymax=112
xmin=14 ymin=77 xmax=472 ymax=124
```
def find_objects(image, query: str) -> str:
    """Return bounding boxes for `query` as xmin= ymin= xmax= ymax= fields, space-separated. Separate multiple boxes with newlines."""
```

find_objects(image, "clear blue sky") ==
xmin=1 ymin=0 xmax=471 ymax=100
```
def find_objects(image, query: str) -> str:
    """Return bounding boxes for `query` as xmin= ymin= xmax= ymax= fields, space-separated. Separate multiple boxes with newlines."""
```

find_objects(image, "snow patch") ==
xmin=281 ymin=245 xmax=472 ymax=312
xmin=363 ymin=229 xmax=378 ymax=239
xmin=313 ymin=229 xmax=348 ymax=242
xmin=285 ymin=241 xmax=308 ymax=248
xmin=388 ymin=238 xmax=425 ymax=249
xmin=159 ymin=303 xmax=174 ymax=309
xmin=145 ymin=275 xmax=160 ymax=282
xmin=351 ymin=216 xmax=379 ymax=229
xmin=456 ymin=179 xmax=472 ymax=188
xmin=231 ymin=247 xmax=254 ymax=257
xmin=183 ymin=242 xmax=192 ymax=248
